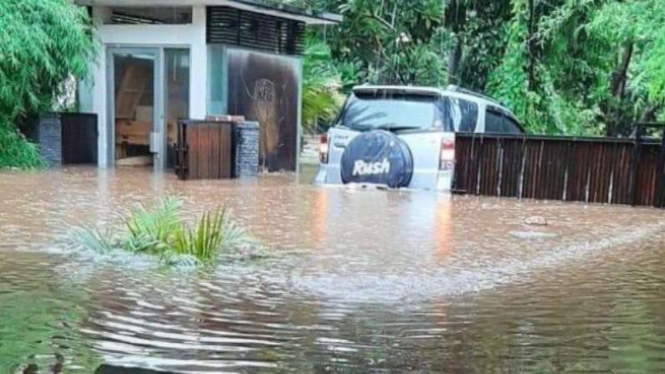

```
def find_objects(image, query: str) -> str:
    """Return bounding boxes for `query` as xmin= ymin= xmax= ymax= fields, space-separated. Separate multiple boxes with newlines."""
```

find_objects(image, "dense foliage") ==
xmin=302 ymin=37 xmax=346 ymax=132
xmin=296 ymin=0 xmax=665 ymax=135
xmin=0 ymin=0 xmax=94 ymax=168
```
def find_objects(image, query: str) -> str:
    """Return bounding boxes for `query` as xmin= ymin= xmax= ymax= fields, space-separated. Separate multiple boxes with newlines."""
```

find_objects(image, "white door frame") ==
xmin=106 ymin=46 xmax=165 ymax=171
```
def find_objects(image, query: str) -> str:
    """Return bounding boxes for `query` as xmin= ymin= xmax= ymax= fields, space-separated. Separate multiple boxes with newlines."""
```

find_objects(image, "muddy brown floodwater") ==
xmin=2 ymin=166 xmax=665 ymax=373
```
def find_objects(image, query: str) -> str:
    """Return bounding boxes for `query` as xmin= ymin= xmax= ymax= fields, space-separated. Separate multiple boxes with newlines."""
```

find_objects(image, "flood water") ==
xmin=2 ymin=166 xmax=665 ymax=373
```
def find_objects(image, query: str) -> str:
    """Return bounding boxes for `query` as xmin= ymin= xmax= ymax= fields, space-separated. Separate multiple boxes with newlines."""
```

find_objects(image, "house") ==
xmin=75 ymin=0 xmax=340 ymax=172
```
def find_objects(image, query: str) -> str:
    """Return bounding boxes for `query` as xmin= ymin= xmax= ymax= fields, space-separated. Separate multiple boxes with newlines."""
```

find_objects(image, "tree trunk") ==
xmin=610 ymin=43 xmax=634 ymax=98
xmin=605 ymin=42 xmax=634 ymax=137
xmin=527 ymin=0 xmax=536 ymax=91
xmin=639 ymin=105 xmax=660 ymax=123
xmin=445 ymin=0 xmax=466 ymax=85
xmin=448 ymin=38 xmax=463 ymax=85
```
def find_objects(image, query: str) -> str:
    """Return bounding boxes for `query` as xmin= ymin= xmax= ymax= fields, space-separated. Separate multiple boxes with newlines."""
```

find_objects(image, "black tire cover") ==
xmin=340 ymin=130 xmax=414 ymax=188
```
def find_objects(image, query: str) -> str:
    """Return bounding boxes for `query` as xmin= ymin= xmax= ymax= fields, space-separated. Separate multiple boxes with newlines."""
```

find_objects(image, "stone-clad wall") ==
xmin=234 ymin=121 xmax=259 ymax=177
xmin=36 ymin=114 xmax=62 ymax=167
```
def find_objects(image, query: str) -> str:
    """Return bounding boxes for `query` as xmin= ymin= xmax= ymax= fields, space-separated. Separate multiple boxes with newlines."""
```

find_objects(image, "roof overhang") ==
xmin=75 ymin=0 xmax=342 ymax=25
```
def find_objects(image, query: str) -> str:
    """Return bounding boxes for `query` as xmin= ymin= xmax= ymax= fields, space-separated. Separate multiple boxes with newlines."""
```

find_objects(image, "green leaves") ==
xmin=316 ymin=0 xmax=448 ymax=86
xmin=124 ymin=197 xmax=182 ymax=253
xmin=300 ymin=0 xmax=449 ymax=130
xmin=302 ymin=36 xmax=345 ymax=132
xmin=0 ymin=124 xmax=44 ymax=169
xmin=172 ymin=208 xmax=227 ymax=262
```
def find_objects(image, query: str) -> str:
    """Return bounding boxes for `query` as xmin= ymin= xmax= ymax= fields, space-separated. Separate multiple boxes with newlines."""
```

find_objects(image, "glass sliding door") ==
xmin=107 ymin=47 xmax=164 ymax=170
xmin=164 ymin=48 xmax=190 ymax=169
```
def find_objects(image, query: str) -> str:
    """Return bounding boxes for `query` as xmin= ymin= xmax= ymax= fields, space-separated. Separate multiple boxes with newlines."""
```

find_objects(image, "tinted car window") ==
xmin=504 ymin=116 xmax=522 ymax=134
xmin=442 ymin=97 xmax=478 ymax=132
xmin=486 ymin=107 xmax=522 ymax=134
xmin=340 ymin=94 xmax=442 ymax=131
xmin=485 ymin=109 xmax=505 ymax=134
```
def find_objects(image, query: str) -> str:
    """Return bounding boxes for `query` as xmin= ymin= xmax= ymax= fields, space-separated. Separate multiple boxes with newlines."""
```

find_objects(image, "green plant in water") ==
xmin=75 ymin=228 xmax=116 ymax=254
xmin=75 ymin=198 xmax=252 ymax=265
xmin=123 ymin=197 xmax=182 ymax=254
xmin=172 ymin=208 xmax=226 ymax=262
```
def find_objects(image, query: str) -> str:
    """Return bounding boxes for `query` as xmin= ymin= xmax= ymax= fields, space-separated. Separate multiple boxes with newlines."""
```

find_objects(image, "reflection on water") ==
xmin=1 ymin=167 xmax=665 ymax=372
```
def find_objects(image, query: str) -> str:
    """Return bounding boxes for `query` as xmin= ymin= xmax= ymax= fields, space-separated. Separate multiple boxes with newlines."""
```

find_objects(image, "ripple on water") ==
xmin=1 ymin=167 xmax=665 ymax=372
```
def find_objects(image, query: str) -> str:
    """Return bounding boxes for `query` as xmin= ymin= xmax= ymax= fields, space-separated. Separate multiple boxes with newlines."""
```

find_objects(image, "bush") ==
xmin=0 ymin=125 xmax=44 ymax=169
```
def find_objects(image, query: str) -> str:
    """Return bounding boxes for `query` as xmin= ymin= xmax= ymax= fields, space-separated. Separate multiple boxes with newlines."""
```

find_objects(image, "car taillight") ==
xmin=439 ymin=138 xmax=455 ymax=171
xmin=319 ymin=134 xmax=329 ymax=164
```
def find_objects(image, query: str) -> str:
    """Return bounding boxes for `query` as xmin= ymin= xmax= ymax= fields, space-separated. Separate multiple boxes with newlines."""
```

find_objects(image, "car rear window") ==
xmin=340 ymin=94 xmax=442 ymax=132
xmin=442 ymin=97 xmax=478 ymax=132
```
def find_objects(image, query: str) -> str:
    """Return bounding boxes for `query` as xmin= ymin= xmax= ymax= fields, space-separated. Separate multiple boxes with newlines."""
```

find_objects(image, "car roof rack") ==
xmin=353 ymin=85 xmax=442 ymax=97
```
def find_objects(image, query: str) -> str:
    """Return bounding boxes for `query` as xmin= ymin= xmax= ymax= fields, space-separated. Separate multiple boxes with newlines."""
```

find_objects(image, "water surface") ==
xmin=1 ymin=167 xmax=665 ymax=373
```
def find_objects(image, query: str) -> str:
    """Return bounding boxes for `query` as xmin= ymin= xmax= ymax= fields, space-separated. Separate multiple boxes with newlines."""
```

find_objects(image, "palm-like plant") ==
xmin=73 ymin=227 xmax=116 ymax=254
xmin=124 ymin=197 xmax=181 ymax=253
xmin=172 ymin=208 xmax=226 ymax=261
xmin=74 ymin=198 xmax=252 ymax=265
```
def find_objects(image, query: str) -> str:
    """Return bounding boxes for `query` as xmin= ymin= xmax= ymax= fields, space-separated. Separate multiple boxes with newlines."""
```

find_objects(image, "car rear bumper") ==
xmin=315 ymin=164 xmax=452 ymax=192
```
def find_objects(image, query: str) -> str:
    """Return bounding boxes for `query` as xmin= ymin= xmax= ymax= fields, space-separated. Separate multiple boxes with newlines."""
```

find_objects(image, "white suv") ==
xmin=315 ymin=85 xmax=523 ymax=191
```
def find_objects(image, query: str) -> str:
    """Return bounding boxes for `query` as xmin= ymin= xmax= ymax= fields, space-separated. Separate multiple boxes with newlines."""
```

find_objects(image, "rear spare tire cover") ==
xmin=340 ymin=130 xmax=414 ymax=188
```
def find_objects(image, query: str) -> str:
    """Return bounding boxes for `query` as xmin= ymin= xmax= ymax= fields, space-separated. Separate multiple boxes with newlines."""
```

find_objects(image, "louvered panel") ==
xmin=207 ymin=6 xmax=305 ymax=55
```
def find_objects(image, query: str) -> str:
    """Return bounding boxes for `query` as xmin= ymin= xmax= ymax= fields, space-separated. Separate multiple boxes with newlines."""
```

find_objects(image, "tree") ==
xmin=0 ymin=0 xmax=95 ymax=168
xmin=486 ymin=0 xmax=606 ymax=134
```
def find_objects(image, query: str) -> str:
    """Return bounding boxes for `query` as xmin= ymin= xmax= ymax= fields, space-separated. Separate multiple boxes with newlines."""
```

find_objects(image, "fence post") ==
xmin=655 ymin=128 xmax=665 ymax=208
xmin=474 ymin=135 xmax=485 ymax=195
xmin=629 ymin=124 xmax=643 ymax=206
xmin=175 ymin=121 xmax=188 ymax=180
xmin=496 ymin=137 xmax=503 ymax=197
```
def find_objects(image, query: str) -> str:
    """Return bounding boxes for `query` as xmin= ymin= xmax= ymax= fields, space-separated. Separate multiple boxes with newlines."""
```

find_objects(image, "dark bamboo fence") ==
xmin=453 ymin=125 xmax=665 ymax=208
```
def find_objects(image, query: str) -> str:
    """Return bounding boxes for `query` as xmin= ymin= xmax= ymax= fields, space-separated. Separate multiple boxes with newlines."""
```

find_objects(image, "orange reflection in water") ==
xmin=311 ymin=188 xmax=328 ymax=247
xmin=433 ymin=195 xmax=454 ymax=260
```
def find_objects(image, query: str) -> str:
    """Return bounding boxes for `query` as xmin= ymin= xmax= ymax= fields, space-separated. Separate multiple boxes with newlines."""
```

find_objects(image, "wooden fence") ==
xmin=453 ymin=129 xmax=665 ymax=208
xmin=175 ymin=120 xmax=234 ymax=180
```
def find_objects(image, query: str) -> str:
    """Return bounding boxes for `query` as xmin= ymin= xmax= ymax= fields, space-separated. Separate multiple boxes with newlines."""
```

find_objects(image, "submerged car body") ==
xmin=315 ymin=85 xmax=523 ymax=191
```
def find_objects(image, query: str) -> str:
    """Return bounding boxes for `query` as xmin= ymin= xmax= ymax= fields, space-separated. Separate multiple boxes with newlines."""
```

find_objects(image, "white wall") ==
xmin=85 ymin=6 xmax=208 ymax=167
